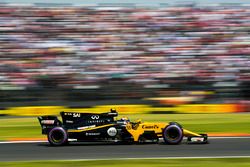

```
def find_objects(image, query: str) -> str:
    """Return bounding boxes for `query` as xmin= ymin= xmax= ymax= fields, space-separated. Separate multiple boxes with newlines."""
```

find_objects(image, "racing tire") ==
xmin=162 ymin=124 xmax=183 ymax=145
xmin=169 ymin=122 xmax=182 ymax=129
xmin=48 ymin=127 xmax=68 ymax=146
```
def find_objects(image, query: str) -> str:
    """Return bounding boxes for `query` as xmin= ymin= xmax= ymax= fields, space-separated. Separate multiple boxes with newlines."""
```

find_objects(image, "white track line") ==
xmin=66 ymin=156 xmax=250 ymax=161
xmin=20 ymin=156 xmax=250 ymax=162
xmin=1 ymin=136 xmax=250 ymax=144
xmin=209 ymin=136 xmax=250 ymax=139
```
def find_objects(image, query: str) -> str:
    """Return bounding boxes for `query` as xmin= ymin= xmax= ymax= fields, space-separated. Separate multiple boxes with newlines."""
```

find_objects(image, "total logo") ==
xmin=107 ymin=127 xmax=117 ymax=137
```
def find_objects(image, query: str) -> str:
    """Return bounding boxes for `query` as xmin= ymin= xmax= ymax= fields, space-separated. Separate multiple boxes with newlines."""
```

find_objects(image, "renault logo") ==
xmin=91 ymin=115 xmax=99 ymax=119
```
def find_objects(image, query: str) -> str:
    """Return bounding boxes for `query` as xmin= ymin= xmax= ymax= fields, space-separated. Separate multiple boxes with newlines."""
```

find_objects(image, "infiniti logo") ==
xmin=91 ymin=115 xmax=99 ymax=120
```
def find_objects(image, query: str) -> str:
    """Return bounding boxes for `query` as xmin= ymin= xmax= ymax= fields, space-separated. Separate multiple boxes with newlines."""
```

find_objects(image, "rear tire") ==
xmin=162 ymin=124 xmax=183 ymax=145
xmin=48 ymin=127 xmax=68 ymax=146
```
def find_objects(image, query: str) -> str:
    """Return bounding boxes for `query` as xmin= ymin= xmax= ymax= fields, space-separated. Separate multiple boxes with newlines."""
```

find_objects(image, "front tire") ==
xmin=48 ymin=127 xmax=68 ymax=146
xmin=162 ymin=124 xmax=183 ymax=145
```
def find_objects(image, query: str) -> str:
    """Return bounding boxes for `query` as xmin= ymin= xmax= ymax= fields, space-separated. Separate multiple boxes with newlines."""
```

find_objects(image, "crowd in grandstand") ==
xmin=0 ymin=4 xmax=249 ymax=100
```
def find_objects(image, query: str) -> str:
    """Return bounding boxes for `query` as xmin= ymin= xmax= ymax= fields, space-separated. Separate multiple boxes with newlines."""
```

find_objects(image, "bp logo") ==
xmin=107 ymin=127 xmax=117 ymax=137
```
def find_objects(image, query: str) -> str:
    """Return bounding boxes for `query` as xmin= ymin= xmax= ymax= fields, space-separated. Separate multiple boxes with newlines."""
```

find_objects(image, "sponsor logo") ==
xmin=73 ymin=113 xmax=81 ymax=117
xmin=66 ymin=120 xmax=73 ymax=123
xmin=91 ymin=115 xmax=100 ymax=120
xmin=87 ymin=120 xmax=105 ymax=124
xmin=126 ymin=124 xmax=132 ymax=130
xmin=77 ymin=125 xmax=96 ymax=130
xmin=86 ymin=132 xmax=100 ymax=136
xmin=107 ymin=127 xmax=117 ymax=137
xmin=142 ymin=125 xmax=159 ymax=129
xmin=191 ymin=137 xmax=204 ymax=142
xmin=64 ymin=113 xmax=81 ymax=117
xmin=41 ymin=120 xmax=55 ymax=124
xmin=68 ymin=139 xmax=77 ymax=142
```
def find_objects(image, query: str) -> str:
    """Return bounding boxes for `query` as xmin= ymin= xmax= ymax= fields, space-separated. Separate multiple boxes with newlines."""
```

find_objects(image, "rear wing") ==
xmin=38 ymin=115 xmax=62 ymax=134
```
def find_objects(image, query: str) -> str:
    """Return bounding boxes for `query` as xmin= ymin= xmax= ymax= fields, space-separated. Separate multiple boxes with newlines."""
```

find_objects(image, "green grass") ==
xmin=1 ymin=158 xmax=250 ymax=167
xmin=128 ymin=113 xmax=250 ymax=134
xmin=0 ymin=113 xmax=250 ymax=140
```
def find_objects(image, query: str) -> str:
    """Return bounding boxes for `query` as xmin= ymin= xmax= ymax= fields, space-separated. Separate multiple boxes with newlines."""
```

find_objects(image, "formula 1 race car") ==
xmin=38 ymin=109 xmax=208 ymax=146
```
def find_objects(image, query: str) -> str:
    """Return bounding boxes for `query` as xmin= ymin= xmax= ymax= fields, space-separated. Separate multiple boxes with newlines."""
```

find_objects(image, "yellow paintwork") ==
xmin=183 ymin=129 xmax=201 ymax=137
xmin=125 ymin=122 xmax=167 ymax=141
xmin=125 ymin=122 xmax=201 ymax=142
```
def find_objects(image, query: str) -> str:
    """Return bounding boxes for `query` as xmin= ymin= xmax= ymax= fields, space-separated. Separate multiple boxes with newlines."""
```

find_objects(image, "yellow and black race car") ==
xmin=38 ymin=109 xmax=208 ymax=146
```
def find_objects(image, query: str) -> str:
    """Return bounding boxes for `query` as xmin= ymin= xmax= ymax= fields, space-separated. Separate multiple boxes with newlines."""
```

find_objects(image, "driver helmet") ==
xmin=120 ymin=116 xmax=130 ymax=123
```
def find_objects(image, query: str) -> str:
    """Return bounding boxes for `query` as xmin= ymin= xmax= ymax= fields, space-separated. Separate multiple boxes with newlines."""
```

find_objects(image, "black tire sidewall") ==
xmin=163 ymin=125 xmax=183 ymax=145
xmin=169 ymin=122 xmax=182 ymax=129
xmin=48 ymin=127 xmax=68 ymax=146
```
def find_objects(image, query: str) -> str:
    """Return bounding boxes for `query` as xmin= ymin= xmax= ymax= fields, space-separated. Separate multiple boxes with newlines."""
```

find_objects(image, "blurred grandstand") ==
xmin=0 ymin=2 xmax=249 ymax=107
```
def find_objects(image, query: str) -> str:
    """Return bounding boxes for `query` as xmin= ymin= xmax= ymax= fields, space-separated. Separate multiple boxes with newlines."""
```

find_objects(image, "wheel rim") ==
xmin=51 ymin=130 xmax=64 ymax=142
xmin=166 ymin=127 xmax=180 ymax=140
xmin=163 ymin=125 xmax=183 ymax=144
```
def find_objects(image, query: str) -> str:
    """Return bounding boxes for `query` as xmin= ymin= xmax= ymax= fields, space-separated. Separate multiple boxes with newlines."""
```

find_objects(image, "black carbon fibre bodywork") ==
xmin=38 ymin=110 xmax=134 ymax=144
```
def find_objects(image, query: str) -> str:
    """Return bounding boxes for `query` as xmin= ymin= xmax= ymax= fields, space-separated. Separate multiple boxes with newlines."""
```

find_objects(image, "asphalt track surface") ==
xmin=0 ymin=138 xmax=250 ymax=161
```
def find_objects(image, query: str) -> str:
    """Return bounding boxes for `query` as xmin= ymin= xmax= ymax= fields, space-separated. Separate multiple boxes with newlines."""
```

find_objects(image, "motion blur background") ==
xmin=0 ymin=0 xmax=250 ymax=112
